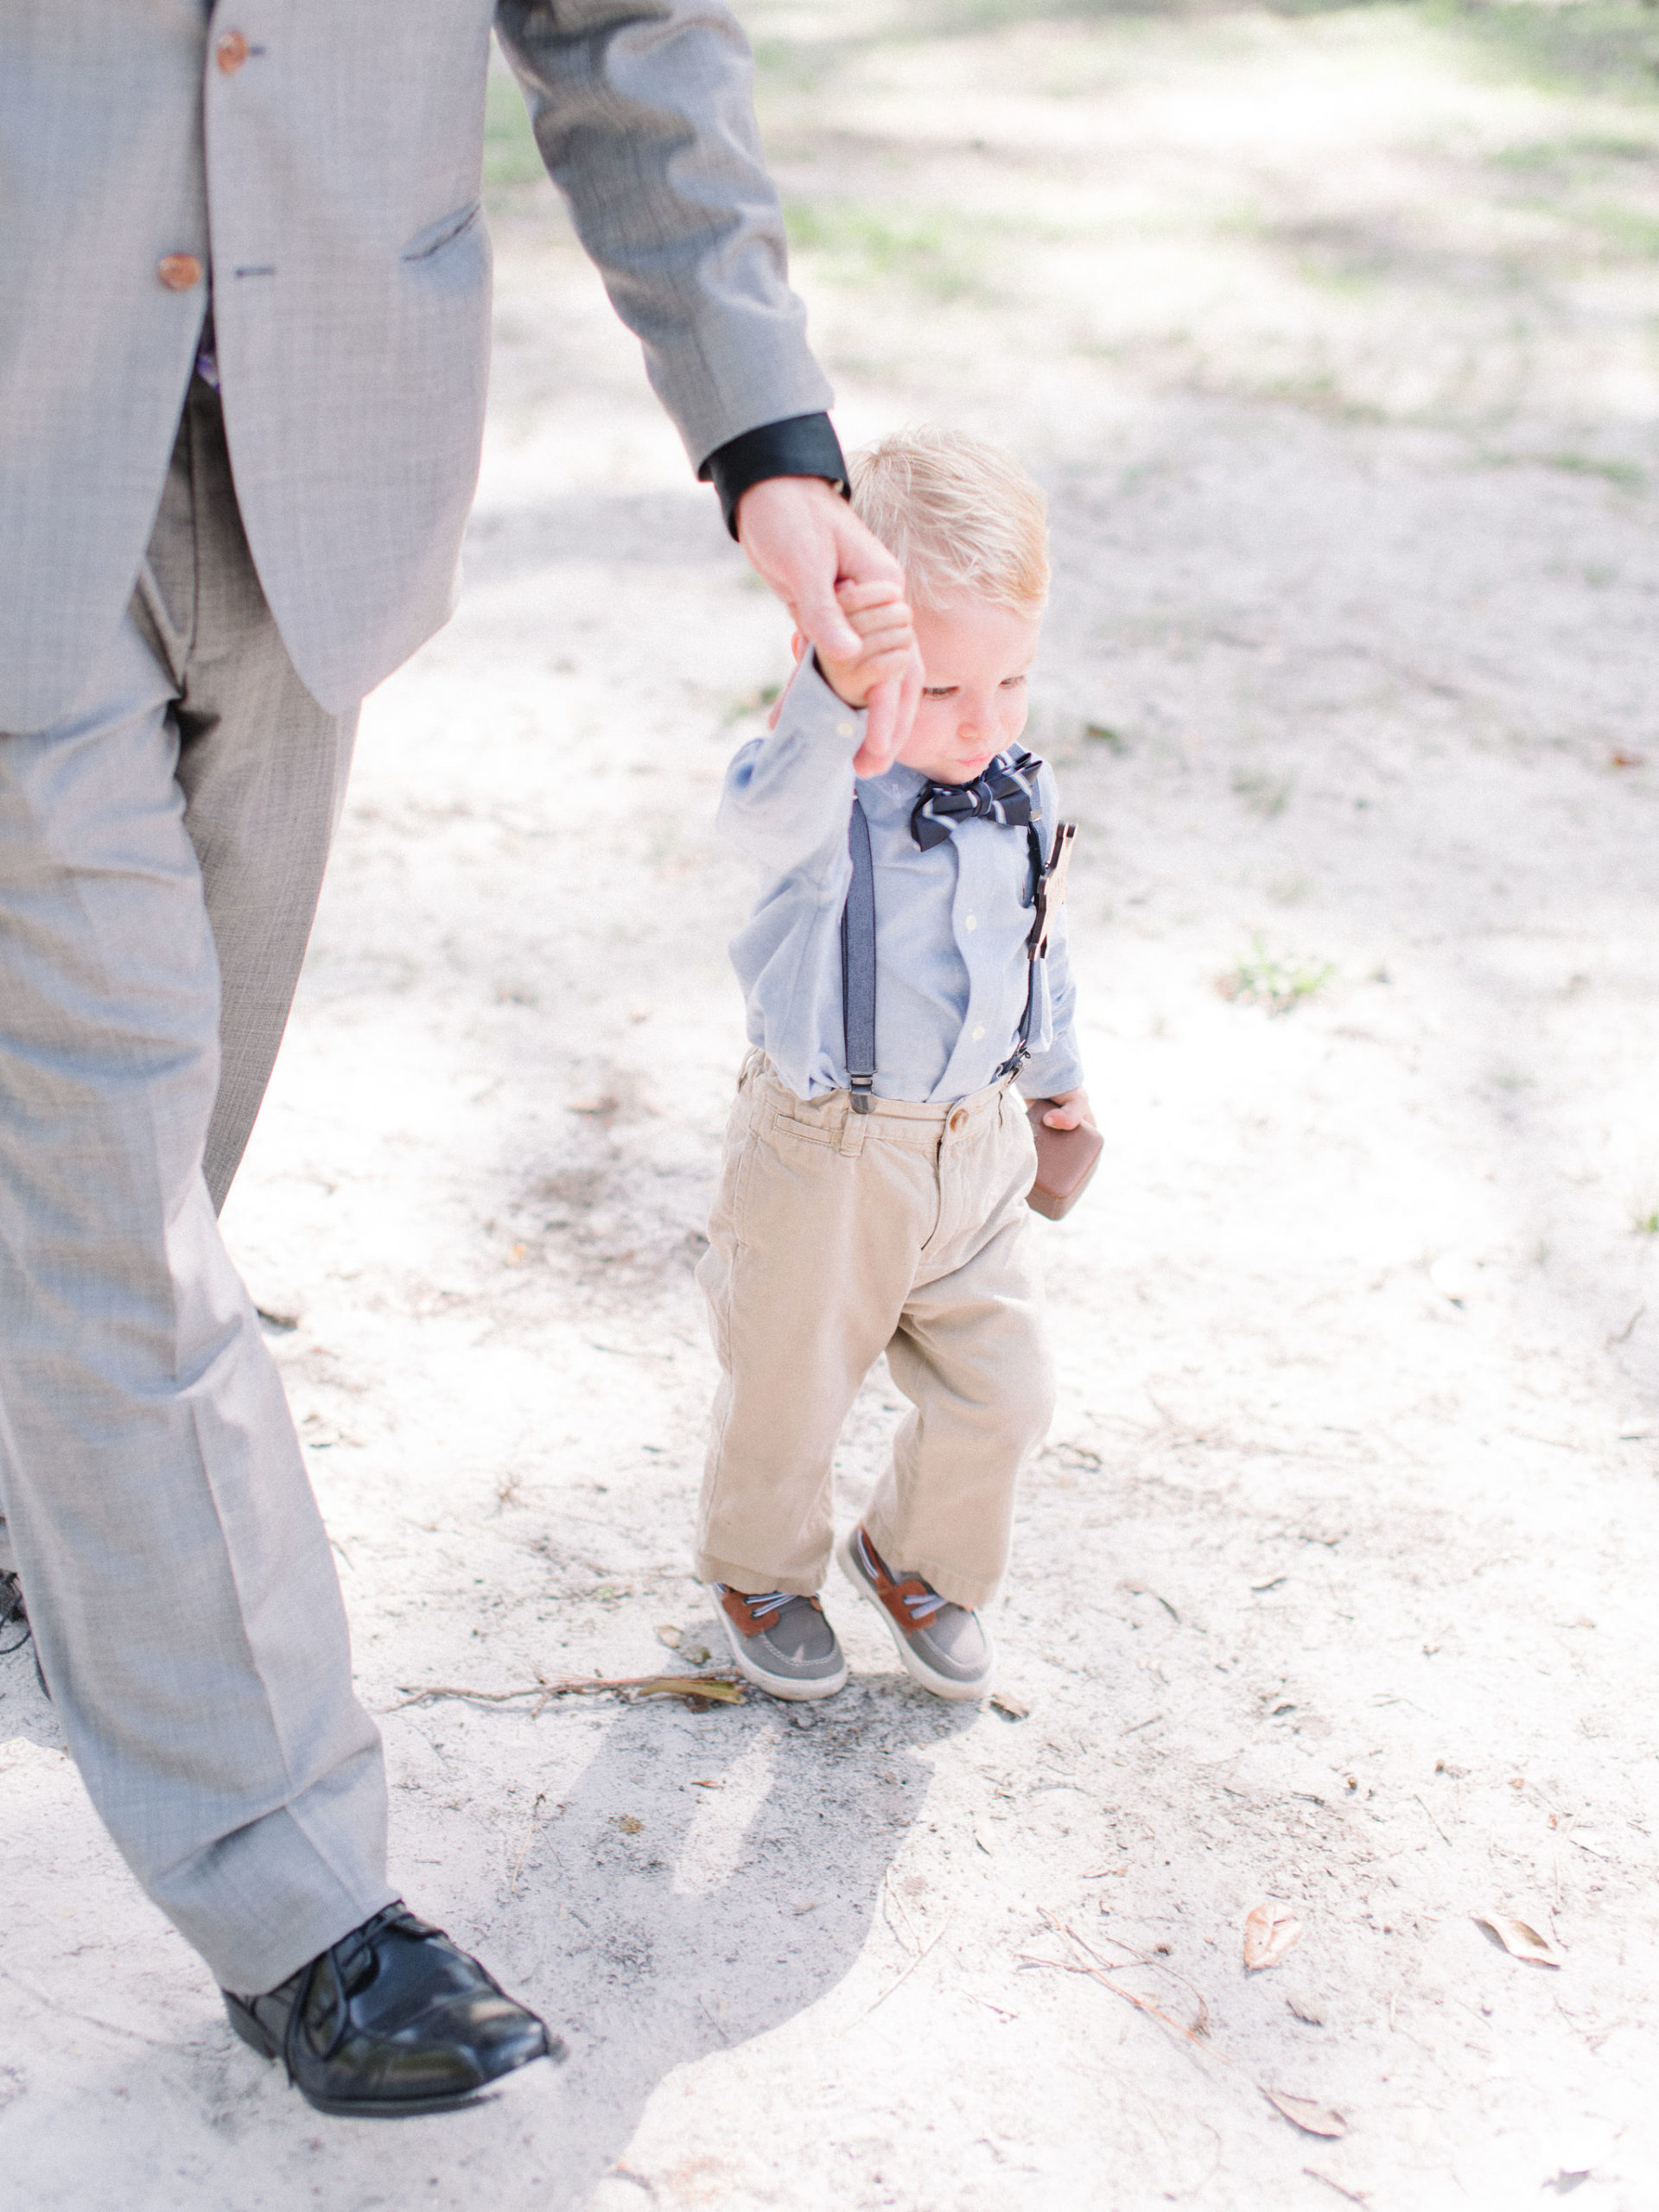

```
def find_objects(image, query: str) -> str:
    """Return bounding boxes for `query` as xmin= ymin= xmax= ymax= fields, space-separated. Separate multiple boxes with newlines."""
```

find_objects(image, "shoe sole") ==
xmin=225 ymin=1993 xmax=564 ymax=2119
xmin=836 ymin=1529 xmax=995 ymax=1702
xmin=710 ymin=1591 xmax=849 ymax=1701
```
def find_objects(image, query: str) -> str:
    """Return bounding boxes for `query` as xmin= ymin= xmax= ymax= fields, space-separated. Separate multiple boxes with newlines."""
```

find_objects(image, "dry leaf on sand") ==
xmin=989 ymin=1692 xmax=1029 ymax=1720
xmin=1472 ymin=1911 xmax=1562 ymax=1967
xmin=1243 ymin=1902 xmax=1303 ymax=1971
xmin=1264 ymin=2089 xmax=1347 ymax=2138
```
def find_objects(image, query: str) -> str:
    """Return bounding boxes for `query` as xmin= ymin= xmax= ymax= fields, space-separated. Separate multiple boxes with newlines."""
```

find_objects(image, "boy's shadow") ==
xmin=499 ymin=1649 xmax=973 ymax=2206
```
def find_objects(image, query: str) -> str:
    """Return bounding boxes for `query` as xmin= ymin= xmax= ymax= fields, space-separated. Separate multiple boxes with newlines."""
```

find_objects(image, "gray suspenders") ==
xmin=839 ymin=798 xmax=1076 ymax=1113
xmin=841 ymin=798 xmax=879 ymax=1112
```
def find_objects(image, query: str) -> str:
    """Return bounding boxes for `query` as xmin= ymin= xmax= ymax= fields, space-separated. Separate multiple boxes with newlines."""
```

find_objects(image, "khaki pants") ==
xmin=695 ymin=1056 xmax=1054 ymax=1611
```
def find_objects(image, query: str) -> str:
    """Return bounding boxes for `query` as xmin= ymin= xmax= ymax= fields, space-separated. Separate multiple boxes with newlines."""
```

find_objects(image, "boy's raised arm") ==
xmin=718 ymin=575 xmax=916 ymax=874
xmin=716 ymin=655 xmax=867 ymax=882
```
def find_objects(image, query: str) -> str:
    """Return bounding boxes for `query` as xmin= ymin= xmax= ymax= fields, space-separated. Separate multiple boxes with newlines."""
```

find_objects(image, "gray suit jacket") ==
xmin=0 ymin=0 xmax=831 ymax=730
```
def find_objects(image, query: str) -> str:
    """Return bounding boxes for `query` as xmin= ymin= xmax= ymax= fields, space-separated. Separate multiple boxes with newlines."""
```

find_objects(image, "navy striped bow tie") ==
xmin=910 ymin=748 xmax=1043 ymax=851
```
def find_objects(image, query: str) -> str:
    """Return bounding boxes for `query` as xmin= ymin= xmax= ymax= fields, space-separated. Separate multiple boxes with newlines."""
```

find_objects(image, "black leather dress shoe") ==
xmin=0 ymin=1572 xmax=27 ymax=1656
xmin=0 ymin=1570 xmax=47 ymax=1701
xmin=224 ymin=1901 xmax=562 ymax=2117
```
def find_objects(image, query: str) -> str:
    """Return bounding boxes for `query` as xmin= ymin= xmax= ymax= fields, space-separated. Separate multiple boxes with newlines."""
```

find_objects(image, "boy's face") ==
xmin=894 ymin=596 xmax=1043 ymax=785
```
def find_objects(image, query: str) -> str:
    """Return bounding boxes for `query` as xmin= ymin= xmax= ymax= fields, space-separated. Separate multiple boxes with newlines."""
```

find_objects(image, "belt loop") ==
xmin=836 ymin=1094 xmax=868 ymax=1159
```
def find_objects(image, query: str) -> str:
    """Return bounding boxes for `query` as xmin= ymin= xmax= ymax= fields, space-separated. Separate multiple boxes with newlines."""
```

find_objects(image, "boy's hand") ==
xmin=1039 ymin=1088 xmax=1094 ymax=1132
xmin=735 ymin=476 xmax=922 ymax=774
xmin=813 ymin=579 xmax=916 ymax=713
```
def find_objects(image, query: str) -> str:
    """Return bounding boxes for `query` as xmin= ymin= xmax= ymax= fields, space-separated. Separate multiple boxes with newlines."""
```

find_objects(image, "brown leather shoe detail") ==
xmin=851 ymin=1529 xmax=936 ymax=1636
xmin=718 ymin=1586 xmax=822 ymax=1638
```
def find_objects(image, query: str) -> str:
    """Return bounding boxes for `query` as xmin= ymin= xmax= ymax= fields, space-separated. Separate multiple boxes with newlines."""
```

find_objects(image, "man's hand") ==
xmin=1039 ymin=1088 xmax=1094 ymax=1132
xmin=736 ymin=476 xmax=923 ymax=774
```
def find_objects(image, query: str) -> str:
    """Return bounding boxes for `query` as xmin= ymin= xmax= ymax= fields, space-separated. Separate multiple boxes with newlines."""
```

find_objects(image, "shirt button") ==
xmin=835 ymin=720 xmax=854 ymax=739
xmin=964 ymin=914 xmax=977 ymax=931
xmin=971 ymin=1025 xmax=986 ymax=1041
xmin=156 ymin=253 xmax=203 ymax=291
xmin=216 ymin=29 xmax=251 ymax=72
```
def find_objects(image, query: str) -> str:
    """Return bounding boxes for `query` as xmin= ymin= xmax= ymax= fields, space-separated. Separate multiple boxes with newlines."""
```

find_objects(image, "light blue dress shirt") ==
xmin=719 ymin=658 xmax=1084 ymax=1105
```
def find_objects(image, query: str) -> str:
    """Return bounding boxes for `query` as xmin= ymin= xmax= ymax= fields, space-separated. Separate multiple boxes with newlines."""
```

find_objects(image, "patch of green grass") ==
xmin=484 ymin=67 xmax=544 ymax=191
xmin=1432 ymin=0 xmax=1659 ymax=105
xmin=1217 ymin=933 xmax=1336 ymax=1016
xmin=1633 ymin=1206 xmax=1659 ymax=1236
xmin=1478 ymin=447 xmax=1646 ymax=491
xmin=1580 ymin=199 xmax=1659 ymax=257
xmin=1491 ymin=133 xmax=1659 ymax=172
xmin=1084 ymin=720 xmax=1129 ymax=752
xmin=722 ymin=682 xmax=783 ymax=726
xmin=1541 ymin=451 xmax=1646 ymax=491
xmin=751 ymin=35 xmax=858 ymax=96
xmin=1232 ymin=767 xmax=1294 ymax=818
xmin=783 ymin=201 xmax=996 ymax=302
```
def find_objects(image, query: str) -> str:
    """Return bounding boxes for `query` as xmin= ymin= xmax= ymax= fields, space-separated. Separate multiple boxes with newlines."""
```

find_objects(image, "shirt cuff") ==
xmin=1018 ymin=1051 xmax=1086 ymax=1103
xmin=700 ymin=414 xmax=849 ymax=539
xmin=775 ymin=650 xmax=866 ymax=749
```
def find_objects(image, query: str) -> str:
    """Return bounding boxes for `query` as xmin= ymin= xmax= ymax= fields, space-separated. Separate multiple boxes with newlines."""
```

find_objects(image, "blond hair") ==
xmin=847 ymin=427 xmax=1049 ymax=613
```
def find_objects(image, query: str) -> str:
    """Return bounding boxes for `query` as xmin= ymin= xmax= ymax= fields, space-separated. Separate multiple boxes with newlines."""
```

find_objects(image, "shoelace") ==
xmin=854 ymin=1531 xmax=947 ymax=1624
xmin=739 ymin=1591 xmax=791 ymax=1624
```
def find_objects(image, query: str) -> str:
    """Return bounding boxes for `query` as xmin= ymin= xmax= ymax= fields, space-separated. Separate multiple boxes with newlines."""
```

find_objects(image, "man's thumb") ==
xmin=795 ymin=590 xmax=861 ymax=662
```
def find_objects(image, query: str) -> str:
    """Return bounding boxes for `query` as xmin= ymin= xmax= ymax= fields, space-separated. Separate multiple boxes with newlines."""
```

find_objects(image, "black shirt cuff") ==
xmin=700 ymin=413 xmax=849 ymax=539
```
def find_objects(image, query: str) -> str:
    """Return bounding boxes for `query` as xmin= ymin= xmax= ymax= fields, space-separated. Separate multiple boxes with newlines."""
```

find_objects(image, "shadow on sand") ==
xmin=480 ymin=1657 xmax=982 ymax=2205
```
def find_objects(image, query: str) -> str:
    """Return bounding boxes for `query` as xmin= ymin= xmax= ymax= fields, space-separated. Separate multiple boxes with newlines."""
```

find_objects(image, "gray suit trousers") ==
xmin=0 ymin=379 xmax=394 ymax=1993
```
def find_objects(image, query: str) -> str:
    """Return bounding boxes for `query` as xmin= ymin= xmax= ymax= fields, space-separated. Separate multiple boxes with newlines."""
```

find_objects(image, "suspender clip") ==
xmin=1027 ymin=820 xmax=1077 ymax=962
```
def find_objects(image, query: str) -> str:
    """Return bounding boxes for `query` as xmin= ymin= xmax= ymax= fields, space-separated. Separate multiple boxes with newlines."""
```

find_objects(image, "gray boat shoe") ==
xmin=710 ymin=1584 xmax=849 ymax=1701
xmin=837 ymin=1525 xmax=995 ymax=1701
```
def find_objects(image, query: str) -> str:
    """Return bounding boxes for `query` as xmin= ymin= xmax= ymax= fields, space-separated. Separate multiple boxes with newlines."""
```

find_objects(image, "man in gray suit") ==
xmin=0 ymin=0 xmax=916 ymax=2120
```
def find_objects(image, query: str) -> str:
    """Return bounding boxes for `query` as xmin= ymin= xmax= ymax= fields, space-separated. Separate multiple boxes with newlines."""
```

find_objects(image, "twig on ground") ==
xmin=883 ymin=1874 xmax=923 ymax=1953
xmin=1413 ymin=1791 xmax=1452 ymax=1845
xmin=1608 ymin=1305 xmax=1645 ymax=1347
xmin=1021 ymin=1911 xmax=1212 ymax=2046
xmin=1304 ymin=2169 xmax=1369 ymax=2205
xmin=598 ymin=2163 xmax=658 ymax=2202
xmin=1119 ymin=1578 xmax=1181 ymax=1623
xmin=972 ymin=1996 xmax=1020 ymax=2020
xmin=859 ymin=1919 xmax=954 ymax=2018
xmin=388 ymin=1672 xmax=744 ymax=1717
xmin=510 ymin=1791 xmax=548 ymax=1891
xmin=1068 ymin=1914 xmax=1214 ymax=2036
xmin=1027 ymin=1916 xmax=1352 ymax=2145
xmin=0 ymin=1964 xmax=177 ymax=2051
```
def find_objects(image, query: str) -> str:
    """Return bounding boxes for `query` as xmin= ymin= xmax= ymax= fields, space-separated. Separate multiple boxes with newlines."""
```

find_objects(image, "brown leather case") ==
xmin=1026 ymin=1101 xmax=1103 ymax=1220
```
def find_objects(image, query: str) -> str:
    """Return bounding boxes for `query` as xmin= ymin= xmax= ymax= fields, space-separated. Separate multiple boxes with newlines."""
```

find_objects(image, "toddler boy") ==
xmin=696 ymin=429 xmax=1090 ymax=1700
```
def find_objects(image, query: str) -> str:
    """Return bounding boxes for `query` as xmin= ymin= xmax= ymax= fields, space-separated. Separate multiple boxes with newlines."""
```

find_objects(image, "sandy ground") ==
xmin=7 ymin=4 xmax=1659 ymax=2207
